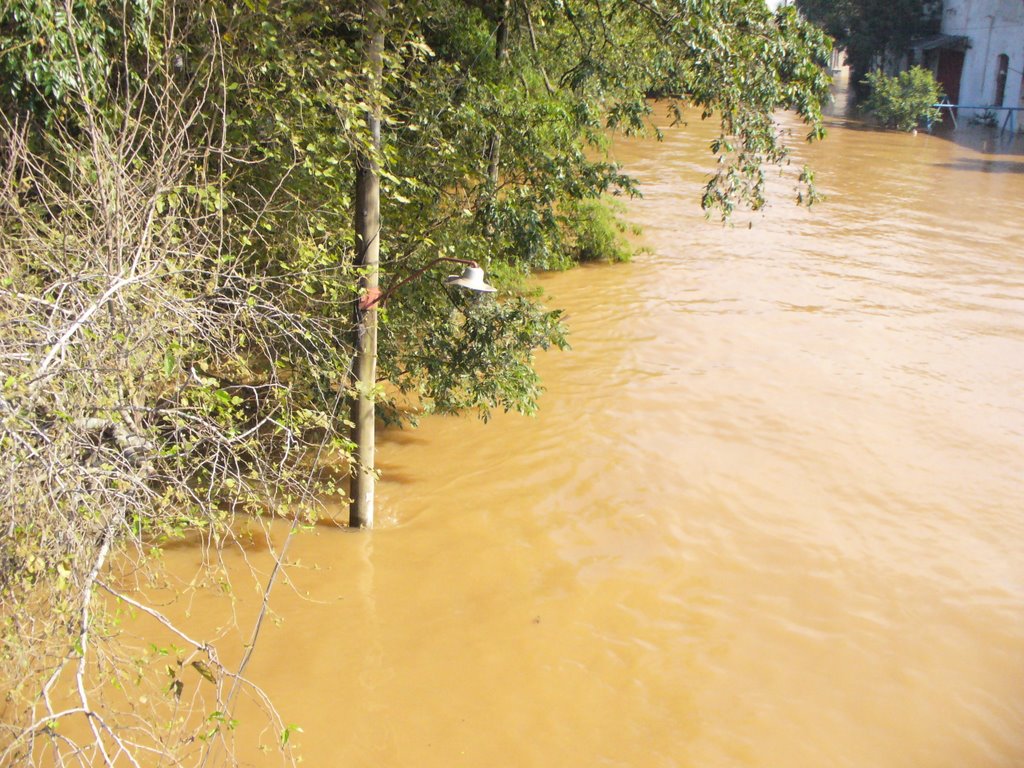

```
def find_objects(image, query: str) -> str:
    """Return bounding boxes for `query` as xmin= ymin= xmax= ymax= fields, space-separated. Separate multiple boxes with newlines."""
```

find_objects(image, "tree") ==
xmin=0 ymin=0 xmax=832 ymax=763
xmin=796 ymin=0 xmax=941 ymax=91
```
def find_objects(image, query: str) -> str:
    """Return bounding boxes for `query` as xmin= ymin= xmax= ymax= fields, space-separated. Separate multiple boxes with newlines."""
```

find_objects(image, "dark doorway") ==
xmin=937 ymin=49 xmax=965 ymax=104
xmin=995 ymin=54 xmax=1009 ymax=106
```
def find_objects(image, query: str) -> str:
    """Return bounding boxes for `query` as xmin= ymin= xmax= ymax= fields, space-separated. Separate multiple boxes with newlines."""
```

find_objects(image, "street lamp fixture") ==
xmin=359 ymin=257 xmax=496 ymax=311
xmin=444 ymin=263 xmax=497 ymax=293
xmin=349 ymin=256 xmax=497 ymax=528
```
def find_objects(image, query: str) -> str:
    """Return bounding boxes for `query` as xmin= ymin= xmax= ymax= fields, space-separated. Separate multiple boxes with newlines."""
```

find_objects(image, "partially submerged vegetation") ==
xmin=862 ymin=66 xmax=943 ymax=131
xmin=0 ymin=0 xmax=831 ymax=763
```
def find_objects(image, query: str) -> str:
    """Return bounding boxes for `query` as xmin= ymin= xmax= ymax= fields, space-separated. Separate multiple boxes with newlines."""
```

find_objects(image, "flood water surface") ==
xmin=163 ymin=110 xmax=1024 ymax=767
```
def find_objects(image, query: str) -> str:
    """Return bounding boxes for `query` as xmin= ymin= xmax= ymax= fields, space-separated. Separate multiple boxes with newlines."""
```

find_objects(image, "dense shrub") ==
xmin=566 ymin=198 xmax=641 ymax=264
xmin=862 ymin=66 xmax=943 ymax=131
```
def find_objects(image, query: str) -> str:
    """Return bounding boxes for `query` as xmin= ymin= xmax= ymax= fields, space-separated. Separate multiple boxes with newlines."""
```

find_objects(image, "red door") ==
xmin=937 ymin=49 xmax=965 ymax=104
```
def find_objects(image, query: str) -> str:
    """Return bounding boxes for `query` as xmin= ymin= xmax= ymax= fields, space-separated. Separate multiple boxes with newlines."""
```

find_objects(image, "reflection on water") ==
xmin=150 ymin=106 xmax=1024 ymax=767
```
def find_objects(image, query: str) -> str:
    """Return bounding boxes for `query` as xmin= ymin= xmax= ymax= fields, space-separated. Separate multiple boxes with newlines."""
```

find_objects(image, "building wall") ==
xmin=942 ymin=0 xmax=1024 ymax=120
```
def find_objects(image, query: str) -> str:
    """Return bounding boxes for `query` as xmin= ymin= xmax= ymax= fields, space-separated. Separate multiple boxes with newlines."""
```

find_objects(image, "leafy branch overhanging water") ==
xmin=0 ymin=0 xmax=831 ymax=762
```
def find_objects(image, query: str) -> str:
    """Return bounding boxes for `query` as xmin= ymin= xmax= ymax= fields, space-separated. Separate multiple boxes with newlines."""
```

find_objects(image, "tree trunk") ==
xmin=486 ymin=0 xmax=510 ymax=185
xmin=350 ymin=0 xmax=385 ymax=529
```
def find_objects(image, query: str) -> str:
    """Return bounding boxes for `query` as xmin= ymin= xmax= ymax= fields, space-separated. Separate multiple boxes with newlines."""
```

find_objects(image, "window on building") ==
xmin=995 ymin=54 xmax=1009 ymax=106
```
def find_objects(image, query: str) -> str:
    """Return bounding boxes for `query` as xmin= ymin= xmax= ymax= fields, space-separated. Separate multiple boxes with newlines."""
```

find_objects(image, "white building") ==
xmin=922 ymin=0 xmax=1024 ymax=123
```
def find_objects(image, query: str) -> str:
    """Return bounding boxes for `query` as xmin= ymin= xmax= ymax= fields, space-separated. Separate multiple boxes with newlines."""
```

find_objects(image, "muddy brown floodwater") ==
xmin=155 ymin=102 xmax=1024 ymax=767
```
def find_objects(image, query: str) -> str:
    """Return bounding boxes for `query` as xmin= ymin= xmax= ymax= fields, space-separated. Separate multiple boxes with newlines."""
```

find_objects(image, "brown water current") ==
xmin=157 ymin=107 xmax=1024 ymax=767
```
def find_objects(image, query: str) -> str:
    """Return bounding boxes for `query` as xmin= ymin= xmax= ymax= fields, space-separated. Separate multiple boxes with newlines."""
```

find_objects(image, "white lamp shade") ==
xmin=444 ymin=265 xmax=497 ymax=293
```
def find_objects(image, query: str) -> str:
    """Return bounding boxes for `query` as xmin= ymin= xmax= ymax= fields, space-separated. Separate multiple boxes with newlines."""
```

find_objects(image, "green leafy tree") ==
xmin=0 ymin=0 xmax=833 ymax=763
xmin=796 ymin=0 xmax=941 ymax=91
xmin=862 ymin=65 xmax=942 ymax=130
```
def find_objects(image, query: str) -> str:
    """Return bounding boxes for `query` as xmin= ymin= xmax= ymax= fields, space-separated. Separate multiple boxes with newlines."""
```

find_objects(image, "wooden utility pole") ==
xmin=350 ymin=0 xmax=385 ymax=529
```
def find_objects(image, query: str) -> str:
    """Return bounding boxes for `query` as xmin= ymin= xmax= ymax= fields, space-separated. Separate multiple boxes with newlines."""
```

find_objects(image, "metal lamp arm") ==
xmin=361 ymin=257 xmax=479 ymax=310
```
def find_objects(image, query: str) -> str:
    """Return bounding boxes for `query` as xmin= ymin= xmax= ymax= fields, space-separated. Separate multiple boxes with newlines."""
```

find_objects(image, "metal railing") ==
xmin=931 ymin=98 xmax=1023 ymax=133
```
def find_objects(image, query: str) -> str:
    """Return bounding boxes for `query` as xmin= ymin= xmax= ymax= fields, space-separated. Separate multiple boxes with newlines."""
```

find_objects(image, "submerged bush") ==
xmin=565 ymin=198 xmax=641 ymax=264
xmin=862 ymin=66 xmax=943 ymax=131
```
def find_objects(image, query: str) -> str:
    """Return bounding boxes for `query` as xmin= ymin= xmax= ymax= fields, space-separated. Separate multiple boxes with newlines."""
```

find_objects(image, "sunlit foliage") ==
xmin=862 ymin=65 xmax=943 ymax=131
xmin=0 ymin=0 xmax=830 ymax=763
